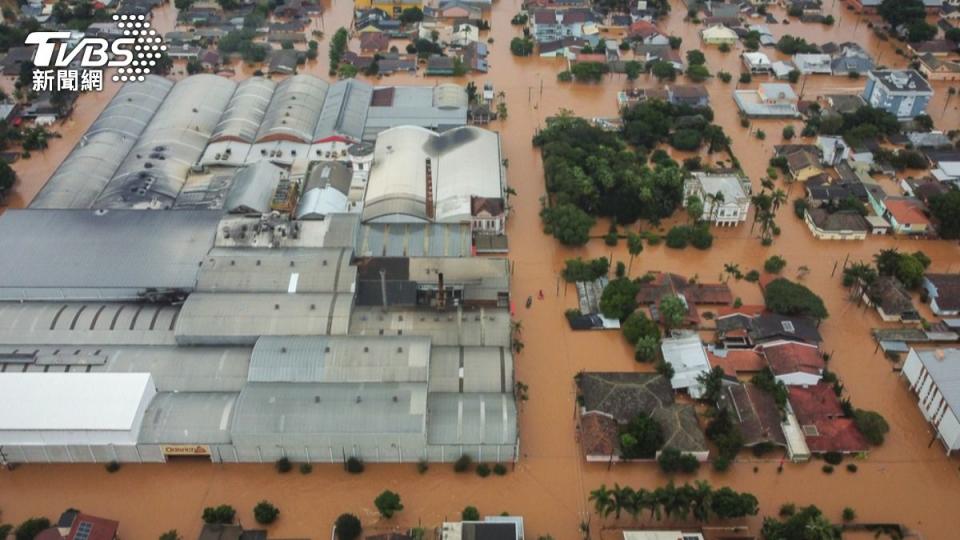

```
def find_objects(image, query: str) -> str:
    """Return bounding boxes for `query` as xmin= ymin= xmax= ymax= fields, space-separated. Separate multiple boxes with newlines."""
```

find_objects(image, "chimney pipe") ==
xmin=380 ymin=269 xmax=388 ymax=312
xmin=438 ymin=272 xmax=445 ymax=310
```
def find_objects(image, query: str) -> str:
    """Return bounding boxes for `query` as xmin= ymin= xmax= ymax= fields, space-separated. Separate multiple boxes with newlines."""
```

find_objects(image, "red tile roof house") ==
xmin=787 ymin=384 xmax=870 ymax=455
xmin=36 ymin=511 xmax=119 ymax=540
xmin=707 ymin=348 xmax=766 ymax=377
xmin=628 ymin=21 xmax=669 ymax=45
xmin=881 ymin=197 xmax=933 ymax=236
xmin=761 ymin=341 xmax=825 ymax=386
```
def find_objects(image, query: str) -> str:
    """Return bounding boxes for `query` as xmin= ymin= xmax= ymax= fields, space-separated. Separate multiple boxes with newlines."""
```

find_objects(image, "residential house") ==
xmin=776 ymin=144 xmax=823 ymax=181
xmin=703 ymin=16 xmax=741 ymax=28
xmin=908 ymin=40 xmax=957 ymax=57
xmin=901 ymin=178 xmax=952 ymax=203
xmin=200 ymin=50 xmax=221 ymax=72
xmin=1 ymin=46 xmax=36 ymax=77
xmin=862 ymin=70 xmax=933 ymax=119
xmin=360 ymin=31 xmax=390 ymax=53
xmin=918 ymin=53 xmax=960 ymax=81
xmin=632 ymin=44 xmax=683 ymax=71
xmin=538 ymin=37 xmax=587 ymax=59
xmin=700 ymin=24 xmax=738 ymax=46
xmin=761 ymin=341 xmax=824 ymax=386
xmin=707 ymin=347 xmax=766 ymax=378
xmin=439 ymin=517 xmax=524 ymax=540
xmin=37 ymin=509 xmax=120 ymax=540
xmin=742 ymin=52 xmax=773 ymax=74
xmin=377 ymin=56 xmax=417 ymax=74
xmin=787 ymin=383 xmax=870 ymax=455
xmin=354 ymin=0 xmax=423 ymax=17
xmin=628 ymin=20 xmax=669 ymax=45
xmin=793 ymin=53 xmax=832 ymax=75
xmin=748 ymin=24 xmax=776 ymax=47
xmin=450 ymin=23 xmax=480 ymax=48
xmin=926 ymin=149 xmax=960 ymax=186
xmin=617 ymin=86 xmax=669 ymax=109
xmin=660 ymin=333 xmax=712 ymax=399
xmin=829 ymin=42 xmax=874 ymax=76
xmin=817 ymin=136 xmax=849 ymax=166
xmin=924 ymin=274 xmax=960 ymax=316
xmin=864 ymin=276 xmax=920 ymax=323
xmin=713 ymin=305 xmax=767 ymax=349
xmin=426 ymin=55 xmax=456 ymax=75
xmin=772 ymin=61 xmax=795 ymax=80
xmin=463 ymin=41 xmax=489 ymax=72
xmin=470 ymin=196 xmax=505 ymax=234
xmin=434 ymin=0 xmax=483 ymax=21
xmin=716 ymin=383 xmax=787 ymax=449
xmin=825 ymin=94 xmax=866 ymax=115
xmin=716 ymin=313 xmax=823 ymax=348
xmin=804 ymin=208 xmax=869 ymax=240
xmin=734 ymin=83 xmax=800 ymax=118
xmin=881 ymin=197 xmax=932 ymax=235
xmin=683 ymin=171 xmax=752 ymax=226
xmin=531 ymin=8 xmax=598 ymax=43
xmin=268 ymin=49 xmax=298 ymax=75
xmin=666 ymin=84 xmax=709 ymax=107
xmin=906 ymin=130 xmax=953 ymax=150
xmin=576 ymin=372 xmax=709 ymax=462
xmin=901 ymin=348 xmax=960 ymax=454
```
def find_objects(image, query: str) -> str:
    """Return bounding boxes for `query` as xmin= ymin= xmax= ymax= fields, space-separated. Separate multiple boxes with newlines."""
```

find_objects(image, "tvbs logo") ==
xmin=27 ymin=14 xmax=165 ymax=91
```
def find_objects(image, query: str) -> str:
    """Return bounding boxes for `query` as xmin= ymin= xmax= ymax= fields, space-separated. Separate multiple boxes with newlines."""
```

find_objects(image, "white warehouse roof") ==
xmin=0 ymin=372 xmax=155 ymax=431
xmin=362 ymin=126 xmax=504 ymax=223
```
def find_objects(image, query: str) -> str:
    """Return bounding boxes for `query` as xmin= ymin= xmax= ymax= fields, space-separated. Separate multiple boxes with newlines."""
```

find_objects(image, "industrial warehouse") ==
xmin=0 ymin=74 xmax=515 ymax=465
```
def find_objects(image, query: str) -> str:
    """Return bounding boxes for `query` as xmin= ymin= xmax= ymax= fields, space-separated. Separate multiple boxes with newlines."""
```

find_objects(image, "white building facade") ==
xmin=683 ymin=172 xmax=752 ymax=226
xmin=902 ymin=348 xmax=960 ymax=454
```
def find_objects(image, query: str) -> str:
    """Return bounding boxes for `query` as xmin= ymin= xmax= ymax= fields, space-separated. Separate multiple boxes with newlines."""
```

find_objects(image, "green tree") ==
xmin=399 ymin=6 xmax=424 ymax=23
xmin=763 ymin=278 xmax=829 ymax=319
xmin=685 ymin=50 xmax=706 ymax=65
xmin=624 ymin=61 xmax=643 ymax=81
xmin=651 ymin=60 xmax=676 ymax=81
xmin=374 ymin=490 xmax=404 ymax=518
xmin=620 ymin=413 xmax=664 ymax=459
xmin=509 ymin=37 xmax=534 ymax=56
xmin=878 ymin=0 xmax=925 ymax=27
xmin=15 ymin=518 xmax=51 ymax=540
xmin=658 ymin=447 xmax=700 ymax=474
xmin=335 ymin=513 xmax=362 ymax=540
xmin=329 ymin=27 xmax=349 ymax=72
xmin=627 ymin=233 xmax=643 ymax=274
xmin=761 ymin=505 xmax=839 ymax=540
xmin=763 ymin=255 xmax=786 ymax=274
xmin=540 ymin=203 xmax=594 ymax=246
xmin=711 ymin=488 xmax=758 ymax=519
xmin=599 ymin=278 xmax=640 ymax=320
xmin=589 ymin=485 xmax=615 ymax=518
xmin=659 ymin=295 xmax=687 ymax=330
xmin=570 ymin=61 xmax=609 ymax=82
xmin=202 ymin=505 xmax=236 ymax=525
xmin=0 ymin=159 xmax=16 ymax=195
xmin=461 ymin=506 xmax=480 ymax=521
xmin=635 ymin=335 xmax=660 ymax=362
xmin=253 ymin=501 xmax=280 ymax=525
xmin=853 ymin=409 xmax=889 ymax=445
xmin=929 ymin=191 xmax=960 ymax=239
xmin=696 ymin=366 xmax=726 ymax=403
xmin=622 ymin=311 xmax=659 ymax=344
xmin=159 ymin=531 xmax=181 ymax=540
xmin=686 ymin=195 xmax=704 ymax=224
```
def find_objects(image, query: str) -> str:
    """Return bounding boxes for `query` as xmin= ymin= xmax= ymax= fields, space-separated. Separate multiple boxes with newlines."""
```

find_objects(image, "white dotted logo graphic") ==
xmin=111 ymin=14 xmax=166 ymax=82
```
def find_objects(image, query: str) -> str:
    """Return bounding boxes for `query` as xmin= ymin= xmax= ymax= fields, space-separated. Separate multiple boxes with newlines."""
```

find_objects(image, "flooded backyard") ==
xmin=2 ymin=0 xmax=960 ymax=538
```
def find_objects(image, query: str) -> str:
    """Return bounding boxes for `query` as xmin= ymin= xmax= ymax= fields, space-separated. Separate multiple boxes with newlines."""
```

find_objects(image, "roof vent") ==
xmin=356 ymin=396 xmax=362 ymax=403
xmin=781 ymin=321 xmax=795 ymax=333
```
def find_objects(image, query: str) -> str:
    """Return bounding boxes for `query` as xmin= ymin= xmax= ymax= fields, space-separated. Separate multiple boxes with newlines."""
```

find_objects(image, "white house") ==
xmin=660 ymin=332 xmax=711 ymax=399
xmin=924 ymin=274 xmax=960 ymax=316
xmin=683 ymin=172 xmax=752 ymax=226
xmin=761 ymin=341 xmax=824 ymax=386
xmin=902 ymin=348 xmax=960 ymax=454
xmin=742 ymin=52 xmax=773 ymax=74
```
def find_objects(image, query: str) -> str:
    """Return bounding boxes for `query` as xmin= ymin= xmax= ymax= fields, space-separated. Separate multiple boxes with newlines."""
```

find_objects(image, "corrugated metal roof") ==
xmin=223 ymin=161 xmax=285 ymax=214
xmin=211 ymin=77 xmax=276 ymax=143
xmin=138 ymin=391 xmax=238 ymax=443
xmin=249 ymin=335 xmax=430 ymax=383
xmin=349 ymin=307 xmax=511 ymax=347
xmin=197 ymin=247 xmax=355 ymax=294
xmin=231 ymin=382 xmax=427 ymax=436
xmin=0 ymin=209 xmax=220 ymax=300
xmin=355 ymin=223 xmax=473 ymax=257
xmin=0 ymin=302 xmax=180 ymax=346
xmin=427 ymin=392 xmax=516 ymax=445
xmin=175 ymin=292 xmax=353 ymax=345
xmin=256 ymin=75 xmax=329 ymax=143
xmin=313 ymin=79 xmax=372 ymax=142
xmin=428 ymin=346 xmax=512 ymax=393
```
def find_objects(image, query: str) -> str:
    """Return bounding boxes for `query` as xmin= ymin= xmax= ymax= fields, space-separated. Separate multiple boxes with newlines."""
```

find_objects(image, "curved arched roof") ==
xmin=434 ymin=84 xmax=468 ymax=109
xmin=95 ymin=75 xmax=236 ymax=209
xmin=31 ymin=75 xmax=173 ymax=209
xmin=313 ymin=79 xmax=372 ymax=142
xmin=256 ymin=75 xmax=329 ymax=143
xmin=210 ymin=77 xmax=277 ymax=144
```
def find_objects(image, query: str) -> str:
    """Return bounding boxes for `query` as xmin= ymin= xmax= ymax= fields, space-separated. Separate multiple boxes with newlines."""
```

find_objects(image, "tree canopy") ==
xmin=335 ymin=514 xmax=362 ymax=540
xmin=620 ymin=413 xmax=664 ymax=459
xmin=540 ymin=203 xmax=594 ymax=246
xmin=763 ymin=278 xmax=829 ymax=319
xmin=929 ymin=191 xmax=960 ymax=239
xmin=374 ymin=490 xmax=404 ymax=518
xmin=761 ymin=505 xmax=840 ymax=540
xmin=600 ymin=278 xmax=640 ymax=320
xmin=853 ymin=409 xmax=890 ymax=445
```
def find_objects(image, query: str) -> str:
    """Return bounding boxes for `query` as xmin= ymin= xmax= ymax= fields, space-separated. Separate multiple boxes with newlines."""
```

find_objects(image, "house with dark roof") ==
xmin=717 ymin=383 xmax=787 ymax=448
xmin=268 ymin=49 xmax=298 ymax=75
xmin=425 ymin=55 xmax=456 ymax=76
xmin=575 ymin=372 xmax=709 ymax=462
xmin=787 ymin=384 xmax=869 ymax=455
xmin=924 ymin=274 xmax=960 ymax=316
xmin=761 ymin=341 xmax=824 ymax=386
xmin=864 ymin=276 xmax=920 ymax=323
xmin=804 ymin=208 xmax=869 ymax=240
xmin=907 ymin=40 xmax=958 ymax=57
xmin=666 ymin=84 xmax=709 ymax=107
xmin=918 ymin=53 xmax=960 ymax=82
xmin=750 ymin=314 xmax=822 ymax=346
xmin=360 ymin=31 xmax=390 ymax=53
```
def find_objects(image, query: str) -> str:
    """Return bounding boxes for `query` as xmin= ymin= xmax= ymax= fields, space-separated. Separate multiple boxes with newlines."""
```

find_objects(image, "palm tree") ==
xmin=627 ymin=233 xmax=643 ymax=275
xmin=760 ymin=178 xmax=775 ymax=191
xmin=689 ymin=481 xmax=713 ymax=522
xmin=628 ymin=488 xmax=649 ymax=520
xmin=772 ymin=188 xmax=788 ymax=213
xmin=723 ymin=262 xmax=741 ymax=282
xmin=589 ymin=484 xmax=615 ymax=518
xmin=750 ymin=192 xmax=772 ymax=235
xmin=649 ymin=487 xmax=665 ymax=521
xmin=611 ymin=483 xmax=635 ymax=519
xmin=710 ymin=190 xmax=725 ymax=224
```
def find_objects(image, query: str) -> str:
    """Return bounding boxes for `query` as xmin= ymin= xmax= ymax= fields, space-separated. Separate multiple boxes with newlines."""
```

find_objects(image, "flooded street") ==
xmin=2 ymin=0 xmax=960 ymax=538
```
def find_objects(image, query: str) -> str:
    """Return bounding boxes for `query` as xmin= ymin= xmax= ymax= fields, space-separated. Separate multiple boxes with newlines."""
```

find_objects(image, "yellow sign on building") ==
xmin=161 ymin=444 xmax=211 ymax=456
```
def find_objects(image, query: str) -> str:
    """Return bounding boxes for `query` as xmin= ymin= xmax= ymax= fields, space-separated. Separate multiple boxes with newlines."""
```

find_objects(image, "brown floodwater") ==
xmin=3 ymin=1 xmax=960 ymax=538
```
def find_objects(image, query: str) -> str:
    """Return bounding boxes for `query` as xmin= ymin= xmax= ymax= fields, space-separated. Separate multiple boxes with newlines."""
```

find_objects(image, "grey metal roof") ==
xmin=231 ymin=382 xmax=427 ymax=436
xmin=0 ymin=209 xmax=220 ymax=300
xmin=256 ymin=75 xmax=329 ymax=143
xmin=313 ymin=79 xmax=373 ymax=142
xmin=139 ymin=392 xmax=238 ymax=444
xmin=174 ymin=292 xmax=353 ymax=345
xmin=223 ymin=161 xmax=285 ymax=214
xmin=355 ymin=223 xmax=473 ymax=257
xmin=249 ymin=335 xmax=430 ymax=383
xmin=428 ymin=346 xmax=513 ymax=393
xmin=96 ymin=75 xmax=237 ymax=209
xmin=196 ymin=247 xmax=355 ymax=293
xmin=211 ymin=77 xmax=277 ymax=143
xmin=363 ymin=86 xmax=467 ymax=141
xmin=296 ymin=162 xmax=353 ymax=219
xmin=349 ymin=307 xmax=511 ymax=347
xmin=0 ymin=302 xmax=180 ymax=346
xmin=427 ymin=392 xmax=516 ymax=445
xmin=30 ymin=77 xmax=173 ymax=209
xmin=912 ymin=348 xmax=960 ymax=416
xmin=303 ymin=161 xmax=352 ymax=195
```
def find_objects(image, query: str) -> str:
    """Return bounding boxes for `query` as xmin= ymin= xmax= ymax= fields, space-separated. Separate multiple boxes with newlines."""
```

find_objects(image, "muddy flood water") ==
xmin=2 ymin=0 xmax=960 ymax=538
